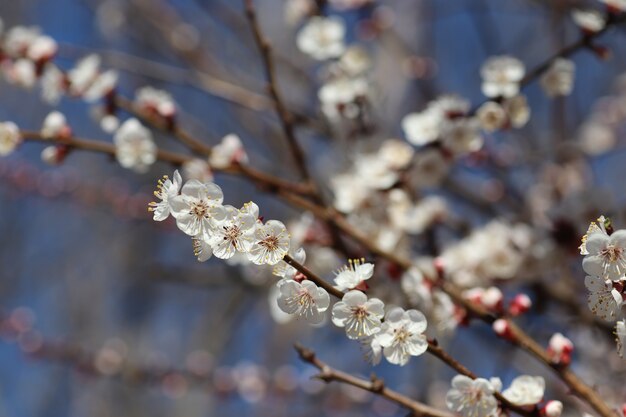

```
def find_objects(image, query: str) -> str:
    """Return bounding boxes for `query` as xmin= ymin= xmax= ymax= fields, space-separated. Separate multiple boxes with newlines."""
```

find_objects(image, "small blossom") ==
xmin=3 ymin=26 xmax=40 ymax=57
xmin=504 ymin=95 xmax=530 ymax=128
xmin=296 ymin=16 xmax=346 ymax=60
xmin=148 ymin=170 xmax=182 ymax=221
xmin=339 ymin=46 xmax=371 ymax=76
xmin=4 ymin=59 xmax=36 ymax=89
xmin=248 ymin=220 xmax=290 ymax=265
xmin=584 ymin=275 xmax=623 ymax=321
xmin=113 ymin=118 xmax=157 ymax=173
xmin=276 ymin=279 xmax=330 ymax=324
xmin=616 ymin=320 xmax=626 ymax=358
xmin=67 ymin=54 xmax=101 ymax=96
xmin=401 ymin=108 xmax=442 ymax=146
xmin=135 ymin=86 xmax=176 ymax=118
xmin=446 ymin=375 xmax=499 ymax=417
xmin=334 ymin=258 xmax=374 ymax=291
xmin=481 ymin=55 xmax=525 ymax=98
xmin=572 ymin=10 xmax=606 ymax=33
xmin=26 ymin=35 xmax=57 ymax=62
xmin=376 ymin=307 xmax=428 ymax=365
xmin=100 ymin=115 xmax=120 ymax=133
xmin=0 ymin=122 xmax=21 ymax=156
xmin=209 ymin=203 xmax=258 ymax=259
xmin=502 ymin=375 xmax=545 ymax=406
xmin=331 ymin=290 xmax=385 ymax=339
xmin=477 ymin=101 xmax=506 ymax=132
xmin=170 ymin=179 xmax=226 ymax=240
xmin=41 ymin=145 xmax=67 ymax=165
xmin=182 ymin=158 xmax=213 ymax=183
xmin=319 ymin=77 xmax=368 ymax=120
xmin=441 ymin=118 xmax=483 ymax=155
xmin=493 ymin=318 xmax=514 ymax=340
xmin=581 ymin=229 xmax=626 ymax=280
xmin=41 ymin=111 xmax=70 ymax=139
xmin=83 ymin=70 xmax=118 ymax=102
xmin=541 ymin=58 xmax=575 ymax=97
xmin=209 ymin=134 xmax=248 ymax=169
xmin=379 ymin=139 xmax=414 ymax=170
xmin=40 ymin=64 xmax=65 ymax=105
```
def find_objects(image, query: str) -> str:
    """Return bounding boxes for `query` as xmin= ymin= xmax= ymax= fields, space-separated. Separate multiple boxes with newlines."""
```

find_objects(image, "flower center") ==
xmin=394 ymin=327 xmax=411 ymax=344
xmin=297 ymin=290 xmax=314 ymax=307
xmin=223 ymin=225 xmax=241 ymax=243
xmin=260 ymin=235 xmax=279 ymax=251
xmin=351 ymin=306 xmax=368 ymax=320
xmin=601 ymin=245 xmax=622 ymax=263
xmin=190 ymin=200 xmax=210 ymax=218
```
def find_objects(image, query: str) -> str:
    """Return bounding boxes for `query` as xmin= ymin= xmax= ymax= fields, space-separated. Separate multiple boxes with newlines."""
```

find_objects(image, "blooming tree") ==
xmin=1 ymin=1 xmax=626 ymax=417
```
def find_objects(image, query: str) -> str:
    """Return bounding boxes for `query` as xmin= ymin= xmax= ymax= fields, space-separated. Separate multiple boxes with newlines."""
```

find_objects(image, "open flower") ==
xmin=170 ymin=180 xmax=226 ymax=240
xmin=148 ymin=170 xmax=182 ymax=221
xmin=0 ymin=122 xmax=21 ymax=156
xmin=377 ymin=307 xmax=428 ymax=365
xmin=502 ymin=375 xmax=545 ymax=406
xmin=113 ymin=118 xmax=157 ymax=173
xmin=276 ymin=279 xmax=330 ymax=324
xmin=480 ymin=55 xmax=525 ymax=98
xmin=209 ymin=203 xmax=258 ymax=259
xmin=446 ymin=375 xmax=500 ymax=417
xmin=540 ymin=58 xmax=575 ymax=97
xmin=332 ymin=290 xmax=385 ymax=339
xmin=582 ymin=229 xmax=626 ymax=281
xmin=209 ymin=134 xmax=248 ymax=169
xmin=585 ymin=275 xmax=623 ymax=321
xmin=334 ymin=259 xmax=374 ymax=291
xmin=296 ymin=16 xmax=345 ymax=60
xmin=248 ymin=220 xmax=290 ymax=265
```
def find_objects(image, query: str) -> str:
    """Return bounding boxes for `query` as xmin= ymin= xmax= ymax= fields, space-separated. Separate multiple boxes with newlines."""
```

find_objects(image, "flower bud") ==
xmin=542 ymin=400 xmax=563 ymax=417
xmin=492 ymin=319 xmax=514 ymax=341
xmin=508 ymin=293 xmax=532 ymax=316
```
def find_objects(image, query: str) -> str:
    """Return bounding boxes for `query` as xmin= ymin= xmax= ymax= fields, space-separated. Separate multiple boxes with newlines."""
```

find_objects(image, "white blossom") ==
xmin=148 ymin=170 xmax=182 ymax=221
xmin=41 ymin=111 xmax=69 ymax=139
xmin=135 ymin=86 xmax=176 ymax=118
xmin=3 ymin=26 xmax=40 ymax=57
xmin=541 ymin=58 xmax=575 ymax=97
xmin=170 ymin=179 xmax=226 ymax=240
xmin=296 ymin=16 xmax=346 ymax=60
xmin=376 ymin=307 xmax=428 ymax=365
xmin=446 ymin=375 xmax=500 ymax=417
xmin=67 ymin=54 xmax=101 ymax=96
xmin=210 ymin=134 xmax=248 ymax=169
xmin=581 ymin=229 xmax=626 ymax=280
xmin=600 ymin=0 xmax=626 ymax=12
xmin=584 ymin=275 xmax=623 ymax=321
xmin=182 ymin=158 xmax=213 ymax=182
xmin=441 ymin=118 xmax=483 ymax=155
xmin=476 ymin=101 xmax=506 ymax=132
xmin=334 ymin=258 xmax=374 ymax=291
xmin=401 ymin=108 xmax=442 ymax=146
xmin=339 ymin=46 xmax=371 ymax=76
xmin=276 ymin=279 xmax=330 ymax=324
xmin=26 ymin=35 xmax=57 ymax=62
xmin=113 ymin=118 xmax=157 ymax=172
xmin=331 ymin=290 xmax=385 ymax=339
xmin=248 ymin=220 xmax=290 ymax=265
xmin=319 ymin=76 xmax=368 ymax=120
xmin=5 ymin=59 xmax=36 ymax=89
xmin=84 ymin=70 xmax=118 ymax=102
xmin=572 ymin=10 xmax=606 ymax=33
xmin=481 ymin=55 xmax=525 ymax=98
xmin=0 ymin=122 xmax=21 ymax=156
xmin=503 ymin=95 xmax=530 ymax=128
xmin=209 ymin=203 xmax=258 ymax=259
xmin=40 ymin=64 xmax=65 ymax=105
xmin=502 ymin=375 xmax=545 ymax=406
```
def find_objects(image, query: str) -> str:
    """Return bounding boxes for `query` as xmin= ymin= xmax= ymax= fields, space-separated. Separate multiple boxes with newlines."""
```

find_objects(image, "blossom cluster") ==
xmin=579 ymin=216 xmax=626 ymax=357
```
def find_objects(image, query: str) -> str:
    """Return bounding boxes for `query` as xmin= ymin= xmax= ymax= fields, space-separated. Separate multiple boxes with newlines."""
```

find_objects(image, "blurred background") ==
xmin=1 ymin=0 xmax=626 ymax=416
